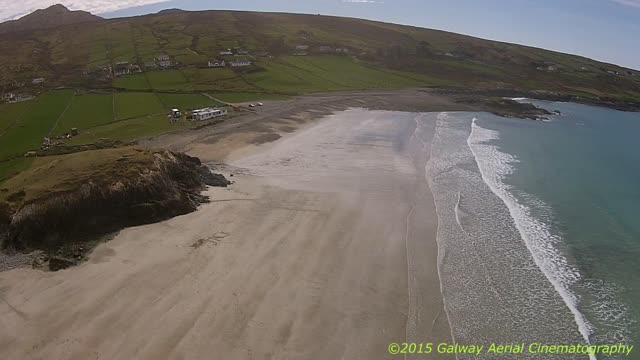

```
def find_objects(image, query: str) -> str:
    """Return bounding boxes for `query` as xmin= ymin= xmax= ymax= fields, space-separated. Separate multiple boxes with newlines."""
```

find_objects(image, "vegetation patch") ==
xmin=54 ymin=93 xmax=114 ymax=135
xmin=0 ymin=90 xmax=74 ymax=161
xmin=113 ymin=73 xmax=151 ymax=90
xmin=212 ymin=92 xmax=289 ymax=103
xmin=68 ymin=114 xmax=186 ymax=145
xmin=156 ymin=93 xmax=223 ymax=110
xmin=114 ymin=92 xmax=164 ymax=120
xmin=146 ymin=70 xmax=190 ymax=90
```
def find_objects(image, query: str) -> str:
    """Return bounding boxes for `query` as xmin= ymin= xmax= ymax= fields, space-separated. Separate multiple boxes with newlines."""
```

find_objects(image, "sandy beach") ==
xmin=0 ymin=93 xmax=456 ymax=359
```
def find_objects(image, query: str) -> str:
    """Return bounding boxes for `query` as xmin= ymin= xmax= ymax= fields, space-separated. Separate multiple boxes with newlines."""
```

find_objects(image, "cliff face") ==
xmin=0 ymin=150 xmax=228 ymax=265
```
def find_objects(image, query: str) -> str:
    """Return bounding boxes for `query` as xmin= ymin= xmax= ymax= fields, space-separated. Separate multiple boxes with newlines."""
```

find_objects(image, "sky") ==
xmin=1 ymin=0 xmax=639 ymax=70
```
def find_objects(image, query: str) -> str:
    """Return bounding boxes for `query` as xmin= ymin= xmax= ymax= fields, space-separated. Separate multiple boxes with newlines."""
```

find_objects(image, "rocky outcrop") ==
xmin=0 ymin=151 xmax=228 ymax=268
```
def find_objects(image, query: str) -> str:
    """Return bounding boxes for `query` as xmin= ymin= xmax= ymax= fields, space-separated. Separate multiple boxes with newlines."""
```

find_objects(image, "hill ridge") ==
xmin=0 ymin=4 xmax=102 ymax=34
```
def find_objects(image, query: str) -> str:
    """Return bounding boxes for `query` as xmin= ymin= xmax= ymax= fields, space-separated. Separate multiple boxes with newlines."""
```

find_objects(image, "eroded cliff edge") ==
xmin=0 ymin=147 xmax=229 ymax=270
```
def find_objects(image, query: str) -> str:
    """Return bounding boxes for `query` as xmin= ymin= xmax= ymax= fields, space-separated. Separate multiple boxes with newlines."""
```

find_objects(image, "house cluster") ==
xmin=1 ymin=92 xmax=33 ymax=103
xmin=208 ymin=58 xmax=252 ymax=68
xmin=219 ymin=48 xmax=253 ymax=56
xmin=113 ymin=61 xmax=142 ymax=76
xmin=112 ymin=55 xmax=174 ymax=77
xmin=40 ymin=128 xmax=79 ymax=152
xmin=208 ymin=59 xmax=225 ymax=68
xmin=293 ymin=44 xmax=309 ymax=56
xmin=292 ymin=45 xmax=350 ymax=56
xmin=156 ymin=55 xmax=172 ymax=68
xmin=606 ymin=69 xmax=636 ymax=76
xmin=168 ymin=106 xmax=229 ymax=122
xmin=229 ymin=59 xmax=252 ymax=67
xmin=209 ymin=48 xmax=256 ymax=68
xmin=537 ymin=61 xmax=559 ymax=72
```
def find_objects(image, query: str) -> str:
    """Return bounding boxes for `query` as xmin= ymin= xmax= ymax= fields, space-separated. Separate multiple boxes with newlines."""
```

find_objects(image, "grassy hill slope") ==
xmin=0 ymin=10 xmax=637 ymax=101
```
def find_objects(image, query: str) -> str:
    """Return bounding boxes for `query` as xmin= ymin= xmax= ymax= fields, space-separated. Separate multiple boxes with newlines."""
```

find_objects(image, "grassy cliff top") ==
xmin=0 ymin=147 xmax=155 ymax=206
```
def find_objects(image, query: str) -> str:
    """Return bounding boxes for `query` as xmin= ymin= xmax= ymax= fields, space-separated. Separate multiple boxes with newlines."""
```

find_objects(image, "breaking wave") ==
xmin=467 ymin=117 xmax=597 ymax=359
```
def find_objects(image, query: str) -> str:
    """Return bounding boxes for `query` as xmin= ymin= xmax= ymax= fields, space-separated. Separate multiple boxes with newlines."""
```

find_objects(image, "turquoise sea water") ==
xmin=426 ymin=102 xmax=639 ymax=359
xmin=475 ymin=101 xmax=640 ymax=354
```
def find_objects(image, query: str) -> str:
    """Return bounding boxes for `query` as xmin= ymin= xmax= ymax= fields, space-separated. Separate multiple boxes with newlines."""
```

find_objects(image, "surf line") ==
xmin=425 ymin=112 xmax=460 ymax=360
xmin=467 ymin=117 xmax=597 ymax=360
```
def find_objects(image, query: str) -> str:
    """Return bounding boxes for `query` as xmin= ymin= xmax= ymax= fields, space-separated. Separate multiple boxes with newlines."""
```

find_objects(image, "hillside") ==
xmin=0 ymin=4 xmax=102 ymax=34
xmin=0 ymin=9 xmax=637 ymax=101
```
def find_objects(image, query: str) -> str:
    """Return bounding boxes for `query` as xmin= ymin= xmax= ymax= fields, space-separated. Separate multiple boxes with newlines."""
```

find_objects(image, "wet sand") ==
xmin=0 ymin=104 xmax=454 ymax=359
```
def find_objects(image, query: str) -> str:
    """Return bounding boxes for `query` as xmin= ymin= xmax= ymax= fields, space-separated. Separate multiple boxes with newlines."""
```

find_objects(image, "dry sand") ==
xmin=0 ymin=92 xmax=457 ymax=359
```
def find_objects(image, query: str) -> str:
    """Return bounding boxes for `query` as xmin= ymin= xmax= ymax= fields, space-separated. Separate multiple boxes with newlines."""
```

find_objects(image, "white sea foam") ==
xmin=467 ymin=117 xmax=597 ymax=360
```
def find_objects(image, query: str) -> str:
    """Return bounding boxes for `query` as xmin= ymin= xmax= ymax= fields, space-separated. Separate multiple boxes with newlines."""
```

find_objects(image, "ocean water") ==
xmin=427 ymin=103 xmax=640 ymax=359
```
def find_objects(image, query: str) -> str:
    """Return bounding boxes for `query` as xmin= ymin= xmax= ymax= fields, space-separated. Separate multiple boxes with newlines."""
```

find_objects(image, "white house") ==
xmin=295 ymin=45 xmax=309 ymax=50
xmin=156 ymin=55 xmax=171 ymax=68
xmin=220 ymin=49 xmax=233 ymax=56
xmin=32 ymin=78 xmax=45 ymax=84
xmin=192 ymin=107 xmax=228 ymax=121
xmin=230 ymin=59 xmax=252 ymax=67
xmin=114 ymin=61 xmax=131 ymax=76
xmin=2 ymin=93 xmax=15 ymax=102
xmin=208 ymin=60 xmax=226 ymax=68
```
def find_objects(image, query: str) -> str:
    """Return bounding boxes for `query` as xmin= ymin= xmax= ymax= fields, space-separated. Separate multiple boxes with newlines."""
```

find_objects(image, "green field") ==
xmin=0 ymin=90 xmax=74 ymax=161
xmin=283 ymin=56 xmax=428 ymax=89
xmin=245 ymin=56 xmax=429 ymax=93
xmin=114 ymin=92 xmax=164 ymax=120
xmin=146 ymin=70 xmax=190 ymax=91
xmin=67 ymin=115 xmax=188 ymax=145
xmin=211 ymin=92 xmax=289 ymax=103
xmin=156 ymin=93 xmax=222 ymax=110
xmin=113 ymin=74 xmax=151 ymax=90
xmin=182 ymin=68 xmax=238 ymax=83
xmin=0 ymin=100 xmax=32 ymax=136
xmin=54 ymin=93 xmax=114 ymax=135
xmin=0 ymin=90 xmax=229 ymax=182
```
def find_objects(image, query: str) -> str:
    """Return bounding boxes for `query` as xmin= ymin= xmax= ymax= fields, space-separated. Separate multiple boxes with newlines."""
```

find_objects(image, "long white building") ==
xmin=191 ymin=107 xmax=228 ymax=121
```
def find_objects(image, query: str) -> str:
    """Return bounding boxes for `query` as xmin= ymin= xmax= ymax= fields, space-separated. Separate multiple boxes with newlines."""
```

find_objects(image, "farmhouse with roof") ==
xmin=229 ymin=59 xmax=252 ymax=67
xmin=114 ymin=61 xmax=131 ymax=76
xmin=208 ymin=59 xmax=226 ymax=68
xmin=156 ymin=55 xmax=172 ymax=68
